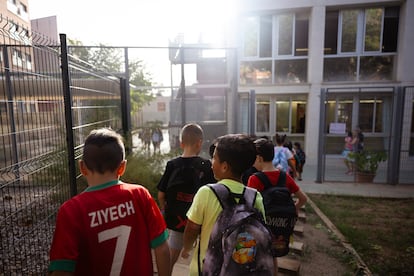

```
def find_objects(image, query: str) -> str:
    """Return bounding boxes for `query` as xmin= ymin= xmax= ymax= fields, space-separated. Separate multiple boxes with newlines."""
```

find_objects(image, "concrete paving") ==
xmin=290 ymin=161 xmax=414 ymax=198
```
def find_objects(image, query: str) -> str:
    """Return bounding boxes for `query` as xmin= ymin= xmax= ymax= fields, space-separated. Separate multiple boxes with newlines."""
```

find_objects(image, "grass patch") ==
xmin=308 ymin=194 xmax=414 ymax=275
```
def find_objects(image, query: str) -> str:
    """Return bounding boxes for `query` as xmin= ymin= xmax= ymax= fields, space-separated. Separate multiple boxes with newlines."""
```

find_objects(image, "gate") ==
xmin=316 ymin=86 xmax=405 ymax=184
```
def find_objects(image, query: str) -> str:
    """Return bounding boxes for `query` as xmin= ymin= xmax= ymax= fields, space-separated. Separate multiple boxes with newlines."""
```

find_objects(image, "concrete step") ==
xmin=293 ymin=224 xmax=304 ymax=236
xmin=290 ymin=240 xmax=304 ymax=255
xmin=298 ymin=211 xmax=306 ymax=222
xmin=278 ymin=256 xmax=301 ymax=275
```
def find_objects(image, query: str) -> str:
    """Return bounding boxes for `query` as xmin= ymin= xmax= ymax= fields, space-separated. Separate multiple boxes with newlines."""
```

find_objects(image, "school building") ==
xmin=228 ymin=0 xmax=414 ymax=183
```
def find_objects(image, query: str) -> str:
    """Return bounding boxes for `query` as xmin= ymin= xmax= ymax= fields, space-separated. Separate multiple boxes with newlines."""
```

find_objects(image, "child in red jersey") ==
xmin=248 ymin=138 xmax=307 ymax=276
xmin=48 ymin=128 xmax=171 ymax=276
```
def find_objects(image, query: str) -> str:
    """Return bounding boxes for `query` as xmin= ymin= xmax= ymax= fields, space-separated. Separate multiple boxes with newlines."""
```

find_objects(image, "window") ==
xmin=243 ymin=17 xmax=259 ymax=57
xmin=240 ymin=12 xmax=309 ymax=85
xmin=25 ymin=54 xmax=32 ymax=70
xmin=278 ymin=14 xmax=294 ymax=55
xmin=359 ymin=95 xmax=392 ymax=133
xmin=273 ymin=97 xmax=307 ymax=134
xmin=256 ymin=99 xmax=270 ymax=132
xmin=12 ymin=49 xmax=23 ymax=66
xmin=340 ymin=10 xmax=358 ymax=53
xmin=260 ymin=16 xmax=272 ymax=58
xmin=364 ymin=8 xmax=383 ymax=52
xmin=276 ymin=99 xmax=290 ymax=132
xmin=323 ymin=7 xmax=399 ymax=82
xmin=325 ymin=96 xmax=353 ymax=133
xmin=325 ymin=92 xmax=392 ymax=135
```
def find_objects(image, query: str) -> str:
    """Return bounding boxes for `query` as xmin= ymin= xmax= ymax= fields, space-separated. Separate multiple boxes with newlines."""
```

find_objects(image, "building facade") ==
xmin=232 ymin=0 xmax=414 ymax=182
xmin=0 ymin=0 xmax=33 ymax=71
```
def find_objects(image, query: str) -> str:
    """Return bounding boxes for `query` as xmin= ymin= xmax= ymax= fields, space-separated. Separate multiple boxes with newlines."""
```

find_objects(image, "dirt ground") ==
xmin=170 ymin=209 xmax=357 ymax=276
xmin=295 ymin=210 xmax=356 ymax=275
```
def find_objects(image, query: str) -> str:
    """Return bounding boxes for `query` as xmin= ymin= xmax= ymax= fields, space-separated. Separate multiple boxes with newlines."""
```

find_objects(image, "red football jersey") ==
xmin=49 ymin=180 xmax=167 ymax=275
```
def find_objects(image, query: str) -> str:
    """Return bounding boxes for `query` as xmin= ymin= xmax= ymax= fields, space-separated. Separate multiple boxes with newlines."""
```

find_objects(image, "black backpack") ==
xmin=165 ymin=157 xmax=212 ymax=232
xmin=201 ymin=184 xmax=274 ymax=276
xmin=254 ymin=171 xmax=298 ymax=257
xmin=296 ymin=148 xmax=306 ymax=165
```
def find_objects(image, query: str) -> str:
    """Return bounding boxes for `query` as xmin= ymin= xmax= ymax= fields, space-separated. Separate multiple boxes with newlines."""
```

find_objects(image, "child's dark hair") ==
xmin=82 ymin=128 xmax=125 ymax=174
xmin=214 ymin=134 xmax=256 ymax=178
xmin=293 ymin=142 xmax=302 ymax=149
xmin=284 ymin=141 xmax=293 ymax=151
xmin=254 ymin=138 xmax=274 ymax=162
xmin=275 ymin=133 xmax=287 ymax=145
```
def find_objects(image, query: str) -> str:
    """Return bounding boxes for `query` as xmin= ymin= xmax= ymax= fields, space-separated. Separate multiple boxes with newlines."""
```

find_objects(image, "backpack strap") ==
xmin=277 ymin=170 xmax=287 ymax=187
xmin=254 ymin=171 xmax=273 ymax=189
xmin=208 ymin=183 xmax=235 ymax=210
xmin=254 ymin=170 xmax=287 ymax=189
xmin=242 ymin=186 xmax=257 ymax=209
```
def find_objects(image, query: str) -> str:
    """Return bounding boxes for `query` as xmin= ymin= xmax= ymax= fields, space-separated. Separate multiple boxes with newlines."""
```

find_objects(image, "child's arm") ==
xmin=154 ymin=240 xmax=171 ymax=276
xmin=157 ymin=191 xmax=166 ymax=211
xmin=181 ymin=219 xmax=201 ymax=259
xmin=288 ymin=158 xmax=298 ymax=178
xmin=294 ymin=189 xmax=307 ymax=214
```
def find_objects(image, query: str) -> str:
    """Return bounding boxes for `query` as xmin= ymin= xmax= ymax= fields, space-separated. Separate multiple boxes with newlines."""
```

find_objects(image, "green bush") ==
xmin=122 ymin=151 xmax=177 ymax=199
xmin=348 ymin=150 xmax=387 ymax=174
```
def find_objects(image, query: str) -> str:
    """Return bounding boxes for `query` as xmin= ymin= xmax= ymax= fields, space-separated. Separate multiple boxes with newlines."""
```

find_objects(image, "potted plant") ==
xmin=349 ymin=150 xmax=387 ymax=183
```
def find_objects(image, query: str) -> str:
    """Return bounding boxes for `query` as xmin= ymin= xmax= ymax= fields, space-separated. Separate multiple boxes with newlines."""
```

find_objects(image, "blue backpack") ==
xmin=273 ymin=148 xmax=289 ymax=172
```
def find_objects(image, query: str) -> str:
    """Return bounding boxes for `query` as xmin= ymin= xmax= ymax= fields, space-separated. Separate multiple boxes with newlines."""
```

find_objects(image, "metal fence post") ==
xmin=60 ymin=33 xmax=77 ymax=197
xmin=180 ymin=47 xmax=186 ymax=126
xmin=249 ymin=89 xmax=256 ymax=135
xmin=120 ymin=77 xmax=132 ymax=155
xmin=387 ymin=86 xmax=404 ymax=185
xmin=316 ymin=88 xmax=327 ymax=183
xmin=2 ymin=47 xmax=20 ymax=182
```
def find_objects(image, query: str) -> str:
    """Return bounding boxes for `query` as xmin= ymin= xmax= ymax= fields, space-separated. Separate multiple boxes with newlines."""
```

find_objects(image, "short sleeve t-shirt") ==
xmin=247 ymin=170 xmax=300 ymax=194
xmin=49 ymin=180 xmax=168 ymax=275
xmin=186 ymin=179 xmax=265 ymax=276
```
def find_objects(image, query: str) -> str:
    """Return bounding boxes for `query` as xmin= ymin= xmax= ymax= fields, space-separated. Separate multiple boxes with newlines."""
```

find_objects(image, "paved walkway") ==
xmin=290 ymin=162 xmax=414 ymax=198
xmin=299 ymin=181 xmax=414 ymax=198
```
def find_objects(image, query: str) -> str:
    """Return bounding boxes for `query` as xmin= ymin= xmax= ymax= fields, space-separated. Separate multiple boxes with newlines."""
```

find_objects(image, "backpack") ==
xmin=165 ymin=158 xmax=211 ymax=232
xmin=254 ymin=171 xmax=298 ymax=257
xmin=296 ymin=148 xmax=306 ymax=165
xmin=202 ymin=184 xmax=274 ymax=276
xmin=272 ymin=147 xmax=289 ymax=172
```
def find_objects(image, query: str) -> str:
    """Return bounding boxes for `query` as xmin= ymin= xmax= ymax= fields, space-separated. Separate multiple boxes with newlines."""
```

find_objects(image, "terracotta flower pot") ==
xmin=355 ymin=172 xmax=376 ymax=183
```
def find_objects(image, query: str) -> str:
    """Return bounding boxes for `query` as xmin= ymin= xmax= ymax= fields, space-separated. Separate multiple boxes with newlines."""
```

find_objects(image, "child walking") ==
xmin=48 ymin=128 xmax=170 ymax=276
xmin=157 ymin=123 xmax=215 ymax=272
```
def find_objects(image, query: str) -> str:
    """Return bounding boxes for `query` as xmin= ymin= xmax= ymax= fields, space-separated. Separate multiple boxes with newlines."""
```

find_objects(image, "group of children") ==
xmin=48 ymin=125 xmax=307 ymax=276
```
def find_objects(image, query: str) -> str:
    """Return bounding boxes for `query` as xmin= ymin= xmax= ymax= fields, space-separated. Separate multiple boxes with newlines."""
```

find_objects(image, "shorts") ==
xmin=168 ymin=229 xmax=183 ymax=250
xmin=342 ymin=149 xmax=354 ymax=162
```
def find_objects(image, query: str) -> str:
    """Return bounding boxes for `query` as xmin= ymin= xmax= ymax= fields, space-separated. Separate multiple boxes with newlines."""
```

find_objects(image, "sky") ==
xmin=28 ymin=0 xmax=237 ymax=47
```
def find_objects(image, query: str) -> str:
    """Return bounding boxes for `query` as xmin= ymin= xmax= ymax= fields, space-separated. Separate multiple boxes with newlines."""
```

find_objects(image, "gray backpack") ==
xmin=201 ymin=184 xmax=274 ymax=276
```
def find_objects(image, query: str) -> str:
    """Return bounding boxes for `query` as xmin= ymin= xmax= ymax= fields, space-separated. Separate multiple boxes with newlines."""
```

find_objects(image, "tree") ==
xmin=67 ymin=38 xmax=154 ymax=112
xmin=128 ymin=59 xmax=155 ymax=111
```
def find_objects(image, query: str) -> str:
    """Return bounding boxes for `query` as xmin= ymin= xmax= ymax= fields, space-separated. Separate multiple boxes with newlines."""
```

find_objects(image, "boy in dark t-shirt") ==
xmin=157 ymin=123 xmax=215 ymax=271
